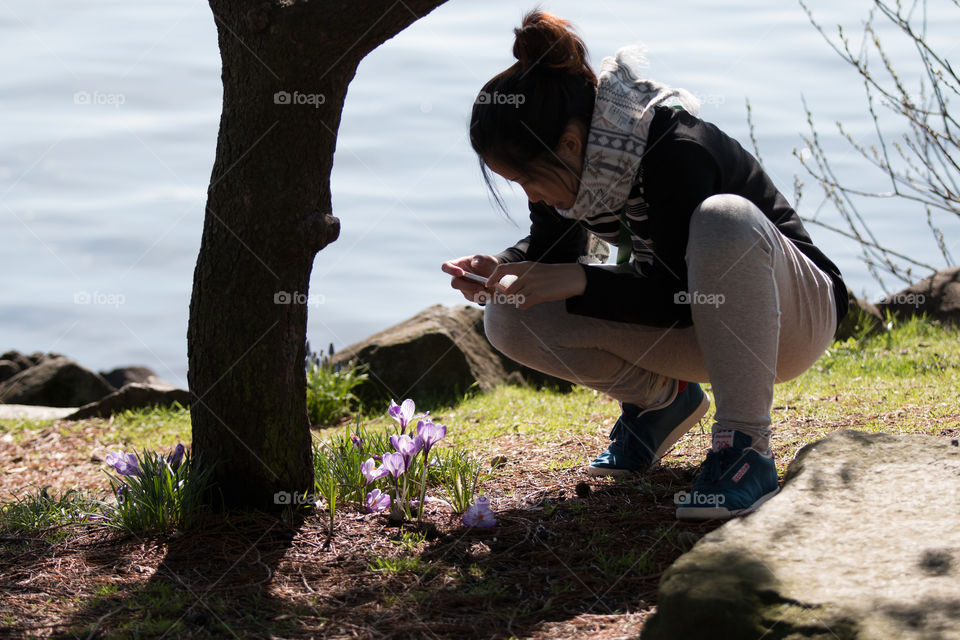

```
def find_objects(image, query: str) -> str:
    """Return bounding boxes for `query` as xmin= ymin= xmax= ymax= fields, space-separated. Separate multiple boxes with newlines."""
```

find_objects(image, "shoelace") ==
xmin=698 ymin=447 xmax=743 ymax=483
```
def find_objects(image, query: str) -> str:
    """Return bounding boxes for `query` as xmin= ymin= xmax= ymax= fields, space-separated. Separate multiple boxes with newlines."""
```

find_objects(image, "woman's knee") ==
xmin=482 ymin=302 xmax=525 ymax=358
xmin=686 ymin=194 xmax=772 ymax=264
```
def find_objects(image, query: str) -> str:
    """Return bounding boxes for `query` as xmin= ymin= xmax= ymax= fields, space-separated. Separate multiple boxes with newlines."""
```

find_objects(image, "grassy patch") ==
xmin=0 ymin=486 xmax=100 ymax=541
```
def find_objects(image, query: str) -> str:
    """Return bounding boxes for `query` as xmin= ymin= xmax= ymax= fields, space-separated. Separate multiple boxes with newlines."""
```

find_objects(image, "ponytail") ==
xmin=512 ymin=10 xmax=593 ymax=80
xmin=470 ymin=10 xmax=597 ymax=211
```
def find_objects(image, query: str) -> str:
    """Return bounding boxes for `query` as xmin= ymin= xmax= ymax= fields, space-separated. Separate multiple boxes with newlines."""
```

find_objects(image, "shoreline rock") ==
xmin=330 ymin=304 xmax=572 ymax=407
xmin=643 ymin=430 xmax=960 ymax=639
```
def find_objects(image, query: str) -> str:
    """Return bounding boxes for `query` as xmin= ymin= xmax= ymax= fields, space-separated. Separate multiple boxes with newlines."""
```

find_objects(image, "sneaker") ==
xmin=675 ymin=429 xmax=779 ymax=521
xmin=587 ymin=382 xmax=710 ymax=477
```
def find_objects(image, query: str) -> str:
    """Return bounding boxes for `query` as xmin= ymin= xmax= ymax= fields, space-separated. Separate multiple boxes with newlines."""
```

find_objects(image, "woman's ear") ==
xmin=556 ymin=120 xmax=586 ymax=164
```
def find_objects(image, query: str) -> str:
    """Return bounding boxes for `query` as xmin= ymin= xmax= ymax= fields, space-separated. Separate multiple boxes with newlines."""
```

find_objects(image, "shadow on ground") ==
xmin=4 ymin=466 xmax=725 ymax=639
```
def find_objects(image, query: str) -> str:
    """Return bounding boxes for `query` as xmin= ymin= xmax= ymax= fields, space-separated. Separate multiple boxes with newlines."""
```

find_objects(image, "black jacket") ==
xmin=495 ymin=107 xmax=849 ymax=330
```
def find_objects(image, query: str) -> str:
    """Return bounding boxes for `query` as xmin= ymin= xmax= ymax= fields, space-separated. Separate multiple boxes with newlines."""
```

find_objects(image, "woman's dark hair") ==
xmin=469 ymin=9 xmax=597 ymax=211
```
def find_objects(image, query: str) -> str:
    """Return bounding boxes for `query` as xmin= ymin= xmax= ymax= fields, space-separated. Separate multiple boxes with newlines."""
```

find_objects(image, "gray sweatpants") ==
xmin=483 ymin=194 xmax=837 ymax=448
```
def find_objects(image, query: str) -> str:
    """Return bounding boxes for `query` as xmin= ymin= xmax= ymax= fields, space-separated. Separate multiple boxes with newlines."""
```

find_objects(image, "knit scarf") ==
xmin=557 ymin=46 xmax=700 ymax=221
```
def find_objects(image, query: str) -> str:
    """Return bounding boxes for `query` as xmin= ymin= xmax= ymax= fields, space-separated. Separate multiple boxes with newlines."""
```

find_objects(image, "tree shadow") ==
xmin=50 ymin=510 xmax=302 ymax=638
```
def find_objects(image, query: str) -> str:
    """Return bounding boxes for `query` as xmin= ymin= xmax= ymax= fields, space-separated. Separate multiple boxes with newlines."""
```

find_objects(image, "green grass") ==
xmin=0 ymin=404 xmax=191 ymax=455
xmin=435 ymin=384 xmax=613 ymax=447
xmin=430 ymin=316 xmax=960 ymax=454
xmin=0 ymin=486 xmax=101 ymax=540
xmin=369 ymin=554 xmax=436 ymax=576
xmin=765 ymin=317 xmax=960 ymax=449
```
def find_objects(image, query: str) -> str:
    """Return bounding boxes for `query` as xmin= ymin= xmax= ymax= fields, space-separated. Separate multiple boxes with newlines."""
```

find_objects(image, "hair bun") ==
xmin=512 ymin=10 xmax=590 ymax=78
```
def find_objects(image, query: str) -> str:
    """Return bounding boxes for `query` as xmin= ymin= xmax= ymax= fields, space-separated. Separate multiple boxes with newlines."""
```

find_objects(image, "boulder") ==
xmin=0 ymin=356 xmax=115 ymax=407
xmin=99 ymin=365 xmax=168 ymax=389
xmin=0 ymin=350 xmax=34 ymax=373
xmin=329 ymin=305 xmax=571 ymax=407
xmin=875 ymin=266 xmax=960 ymax=325
xmin=0 ymin=360 xmax=21 ymax=383
xmin=643 ymin=430 xmax=960 ymax=640
xmin=65 ymin=382 xmax=193 ymax=420
xmin=834 ymin=287 xmax=885 ymax=341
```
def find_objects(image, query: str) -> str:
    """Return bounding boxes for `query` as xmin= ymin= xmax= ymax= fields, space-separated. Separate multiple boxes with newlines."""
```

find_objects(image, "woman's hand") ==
xmin=486 ymin=261 xmax=587 ymax=309
xmin=441 ymin=254 xmax=500 ymax=304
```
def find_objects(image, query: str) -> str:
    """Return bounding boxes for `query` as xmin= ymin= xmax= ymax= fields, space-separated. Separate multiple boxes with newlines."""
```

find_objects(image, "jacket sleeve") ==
xmin=494 ymin=202 xmax=590 ymax=264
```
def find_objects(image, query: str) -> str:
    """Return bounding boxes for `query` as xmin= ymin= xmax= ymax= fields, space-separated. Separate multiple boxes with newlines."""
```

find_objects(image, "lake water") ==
xmin=2 ymin=0 xmax=958 ymax=384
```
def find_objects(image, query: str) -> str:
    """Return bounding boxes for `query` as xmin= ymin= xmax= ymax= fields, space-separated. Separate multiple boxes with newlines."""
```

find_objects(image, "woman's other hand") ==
xmin=441 ymin=254 xmax=500 ymax=304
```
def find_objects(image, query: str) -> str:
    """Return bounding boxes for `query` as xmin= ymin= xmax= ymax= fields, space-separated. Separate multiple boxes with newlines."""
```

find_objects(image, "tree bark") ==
xmin=188 ymin=0 xmax=448 ymax=510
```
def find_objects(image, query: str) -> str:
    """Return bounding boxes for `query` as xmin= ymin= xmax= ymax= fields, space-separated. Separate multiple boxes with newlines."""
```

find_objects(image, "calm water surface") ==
xmin=2 ymin=0 xmax=958 ymax=383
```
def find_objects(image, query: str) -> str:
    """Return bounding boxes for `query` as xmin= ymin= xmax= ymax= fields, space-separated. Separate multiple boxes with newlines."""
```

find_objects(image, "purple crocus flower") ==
xmin=105 ymin=451 xmax=140 ymax=477
xmin=415 ymin=418 xmax=446 ymax=455
xmin=387 ymin=399 xmax=416 ymax=433
xmin=380 ymin=452 xmax=406 ymax=480
xmin=462 ymin=496 xmax=496 ymax=528
xmin=389 ymin=434 xmax=423 ymax=471
xmin=350 ymin=433 xmax=363 ymax=448
xmin=361 ymin=458 xmax=388 ymax=484
xmin=365 ymin=489 xmax=391 ymax=513
xmin=166 ymin=443 xmax=185 ymax=471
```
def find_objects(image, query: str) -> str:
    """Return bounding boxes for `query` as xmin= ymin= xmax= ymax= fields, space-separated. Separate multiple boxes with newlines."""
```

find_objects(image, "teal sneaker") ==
xmin=587 ymin=382 xmax=710 ymax=477
xmin=675 ymin=429 xmax=779 ymax=520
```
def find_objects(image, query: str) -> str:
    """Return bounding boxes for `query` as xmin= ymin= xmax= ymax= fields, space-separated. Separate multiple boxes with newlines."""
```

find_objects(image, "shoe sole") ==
xmin=675 ymin=487 xmax=780 ymax=521
xmin=585 ymin=391 xmax=711 ymax=478
xmin=585 ymin=465 xmax=638 ymax=477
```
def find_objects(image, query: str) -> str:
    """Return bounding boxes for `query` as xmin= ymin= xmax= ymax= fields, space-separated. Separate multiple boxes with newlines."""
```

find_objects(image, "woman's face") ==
xmin=484 ymin=121 xmax=586 ymax=210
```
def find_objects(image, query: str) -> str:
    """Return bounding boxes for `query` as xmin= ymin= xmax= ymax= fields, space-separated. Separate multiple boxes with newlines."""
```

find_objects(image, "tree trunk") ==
xmin=188 ymin=0 xmax=448 ymax=510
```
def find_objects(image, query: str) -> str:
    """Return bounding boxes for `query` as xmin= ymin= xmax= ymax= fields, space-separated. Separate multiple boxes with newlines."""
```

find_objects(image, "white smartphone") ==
xmin=460 ymin=271 xmax=490 ymax=285
xmin=460 ymin=270 xmax=519 ymax=291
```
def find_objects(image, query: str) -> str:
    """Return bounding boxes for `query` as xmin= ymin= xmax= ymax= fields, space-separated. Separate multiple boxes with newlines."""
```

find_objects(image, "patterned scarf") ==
xmin=557 ymin=46 xmax=700 ymax=221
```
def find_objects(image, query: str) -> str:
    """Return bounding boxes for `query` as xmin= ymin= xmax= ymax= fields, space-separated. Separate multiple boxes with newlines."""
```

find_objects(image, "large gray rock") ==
xmin=835 ymin=287 xmax=885 ymax=341
xmin=0 ymin=356 xmax=115 ymax=407
xmin=65 ymin=382 xmax=193 ymax=420
xmin=643 ymin=430 xmax=960 ymax=640
xmin=329 ymin=304 xmax=571 ymax=407
xmin=875 ymin=266 xmax=960 ymax=325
